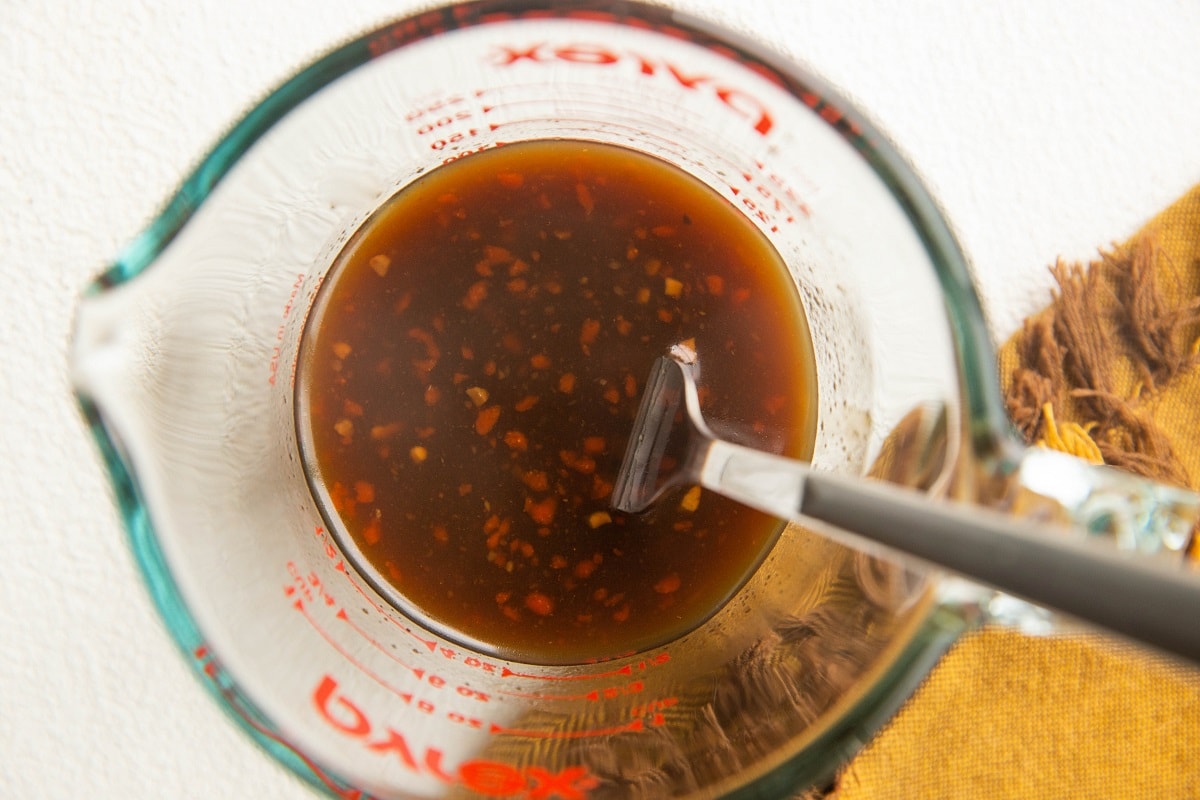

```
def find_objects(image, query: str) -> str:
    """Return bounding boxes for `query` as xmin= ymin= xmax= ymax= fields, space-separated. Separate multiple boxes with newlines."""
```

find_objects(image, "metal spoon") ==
xmin=611 ymin=345 xmax=1200 ymax=663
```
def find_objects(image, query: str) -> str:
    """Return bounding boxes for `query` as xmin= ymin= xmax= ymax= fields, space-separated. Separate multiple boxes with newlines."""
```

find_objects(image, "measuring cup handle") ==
xmin=1012 ymin=447 xmax=1199 ymax=561
xmin=799 ymin=465 xmax=1200 ymax=664
xmin=699 ymin=437 xmax=1200 ymax=662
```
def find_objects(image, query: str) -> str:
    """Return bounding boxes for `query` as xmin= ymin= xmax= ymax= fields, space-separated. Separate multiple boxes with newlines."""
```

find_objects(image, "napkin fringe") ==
xmin=1005 ymin=240 xmax=1198 ymax=491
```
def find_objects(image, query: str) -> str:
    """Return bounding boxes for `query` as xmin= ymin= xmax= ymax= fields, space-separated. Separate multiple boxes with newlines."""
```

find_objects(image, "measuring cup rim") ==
xmin=74 ymin=2 xmax=1003 ymax=797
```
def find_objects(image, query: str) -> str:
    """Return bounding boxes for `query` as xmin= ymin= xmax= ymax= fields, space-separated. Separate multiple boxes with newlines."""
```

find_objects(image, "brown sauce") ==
xmin=297 ymin=139 xmax=817 ymax=664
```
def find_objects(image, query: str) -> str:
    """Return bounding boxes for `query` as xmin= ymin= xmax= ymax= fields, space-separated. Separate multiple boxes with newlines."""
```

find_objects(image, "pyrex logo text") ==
xmin=314 ymin=676 xmax=600 ymax=799
xmin=491 ymin=43 xmax=775 ymax=136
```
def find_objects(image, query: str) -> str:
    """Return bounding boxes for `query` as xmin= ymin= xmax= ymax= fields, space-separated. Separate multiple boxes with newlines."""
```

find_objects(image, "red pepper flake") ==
xmin=503 ymin=430 xmax=529 ymax=452
xmin=575 ymin=182 xmax=595 ymax=215
xmin=500 ymin=605 xmax=521 ymax=622
xmin=520 ymin=470 xmax=550 ymax=492
xmin=424 ymin=386 xmax=441 ymax=406
xmin=654 ymin=573 xmax=681 ymax=594
xmin=496 ymin=171 xmax=525 ymax=189
xmin=763 ymin=394 xmax=787 ymax=415
xmin=393 ymin=291 xmax=412 ymax=315
xmin=615 ymin=316 xmax=633 ymax=336
xmin=623 ymin=373 xmax=637 ymax=398
xmin=475 ymin=405 xmax=501 ymax=435
xmin=574 ymin=560 xmax=597 ymax=579
xmin=704 ymin=274 xmax=726 ymax=296
xmin=475 ymin=244 xmax=513 ymax=276
xmin=329 ymin=481 xmax=355 ymax=515
xmin=602 ymin=385 xmax=621 ymax=405
xmin=550 ymin=555 xmax=568 ymax=569
xmin=462 ymin=280 xmax=489 ymax=310
xmin=579 ymin=318 xmax=601 ymax=346
xmin=514 ymin=395 xmax=540 ymax=412
xmin=582 ymin=436 xmax=607 ymax=454
xmin=412 ymin=357 xmax=438 ymax=381
xmin=560 ymin=450 xmax=596 ymax=475
xmin=362 ymin=517 xmax=382 ymax=546
xmin=524 ymin=591 xmax=554 ymax=616
xmin=501 ymin=332 xmax=522 ymax=354
xmin=524 ymin=496 xmax=557 ymax=526
xmin=370 ymin=422 xmax=402 ymax=441
xmin=612 ymin=604 xmax=630 ymax=622
xmin=590 ymin=475 xmax=614 ymax=500
xmin=557 ymin=373 xmax=577 ymax=394
xmin=530 ymin=353 xmax=551 ymax=370
xmin=407 ymin=327 xmax=441 ymax=360
xmin=432 ymin=524 xmax=449 ymax=544
xmin=651 ymin=225 xmax=675 ymax=237
xmin=731 ymin=287 xmax=751 ymax=304
xmin=354 ymin=480 xmax=376 ymax=504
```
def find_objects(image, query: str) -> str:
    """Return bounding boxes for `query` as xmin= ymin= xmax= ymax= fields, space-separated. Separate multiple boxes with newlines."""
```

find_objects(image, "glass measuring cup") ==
xmin=68 ymin=2 xmax=1199 ymax=798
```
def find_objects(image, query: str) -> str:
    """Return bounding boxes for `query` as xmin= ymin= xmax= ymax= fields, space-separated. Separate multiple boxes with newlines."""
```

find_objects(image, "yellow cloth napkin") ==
xmin=828 ymin=186 xmax=1200 ymax=798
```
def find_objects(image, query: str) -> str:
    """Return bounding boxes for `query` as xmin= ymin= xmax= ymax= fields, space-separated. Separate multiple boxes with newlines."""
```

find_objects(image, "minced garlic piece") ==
xmin=679 ymin=485 xmax=702 ymax=512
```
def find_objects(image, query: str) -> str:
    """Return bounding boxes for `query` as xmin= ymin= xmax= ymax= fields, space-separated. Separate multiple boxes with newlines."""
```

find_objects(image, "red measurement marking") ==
xmin=495 ymin=680 xmax=644 ymax=702
xmin=490 ymin=718 xmax=645 ymax=739
xmin=490 ymin=42 xmax=774 ymax=136
xmin=629 ymin=696 xmax=678 ymax=719
xmin=334 ymin=607 xmax=426 ymax=679
xmin=313 ymin=527 xmax=440 ymax=652
xmin=501 ymin=653 xmax=669 ymax=682
xmin=315 ymin=674 xmax=602 ymax=798
xmin=500 ymin=663 xmax=631 ymax=681
xmin=294 ymin=598 xmax=426 ymax=695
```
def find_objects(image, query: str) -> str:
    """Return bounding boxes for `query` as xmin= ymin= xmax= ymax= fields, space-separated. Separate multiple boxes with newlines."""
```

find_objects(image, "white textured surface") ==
xmin=4 ymin=1 xmax=1199 ymax=797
